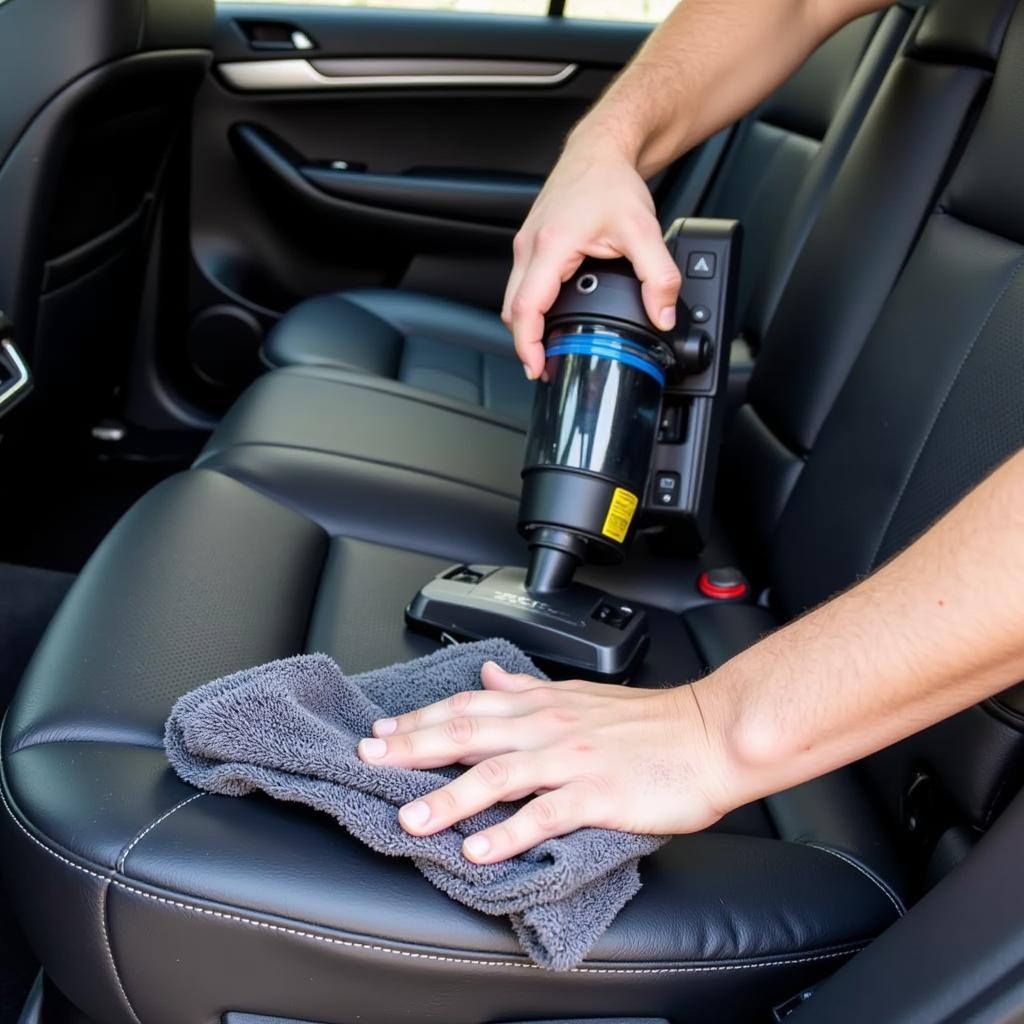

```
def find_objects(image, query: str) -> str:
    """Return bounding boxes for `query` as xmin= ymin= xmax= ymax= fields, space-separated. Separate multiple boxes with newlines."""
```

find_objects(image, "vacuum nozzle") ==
xmin=524 ymin=528 xmax=587 ymax=595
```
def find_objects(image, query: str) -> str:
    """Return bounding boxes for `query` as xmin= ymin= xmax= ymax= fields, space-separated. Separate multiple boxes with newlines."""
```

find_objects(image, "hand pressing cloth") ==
xmin=164 ymin=639 xmax=666 ymax=970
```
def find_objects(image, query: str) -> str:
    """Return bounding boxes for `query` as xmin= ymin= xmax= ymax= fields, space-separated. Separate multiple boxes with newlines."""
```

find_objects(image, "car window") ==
xmin=564 ymin=0 xmax=679 ymax=19
xmin=218 ymin=0 xmax=550 ymax=14
xmin=218 ymin=0 xmax=682 ymax=22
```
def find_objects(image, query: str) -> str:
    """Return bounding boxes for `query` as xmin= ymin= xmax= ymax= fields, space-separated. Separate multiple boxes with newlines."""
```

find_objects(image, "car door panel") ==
xmin=232 ymin=123 xmax=542 ymax=230
xmin=184 ymin=4 xmax=662 ymax=402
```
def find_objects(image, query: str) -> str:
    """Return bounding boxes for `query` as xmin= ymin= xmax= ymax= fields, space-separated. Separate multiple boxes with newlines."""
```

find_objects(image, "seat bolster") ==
xmin=2 ymin=470 xmax=329 ymax=757
xmin=684 ymin=601 xmax=782 ymax=670
xmin=2 ymin=740 xmax=901 ymax=1024
xmin=198 ymin=368 xmax=526 ymax=494
xmin=767 ymin=776 xmax=910 ymax=914
xmin=200 ymin=444 xmax=524 ymax=567
xmin=684 ymin=600 xmax=910 ymax=909
xmin=263 ymin=293 xmax=405 ymax=376
xmin=194 ymin=370 xmax=527 ymax=566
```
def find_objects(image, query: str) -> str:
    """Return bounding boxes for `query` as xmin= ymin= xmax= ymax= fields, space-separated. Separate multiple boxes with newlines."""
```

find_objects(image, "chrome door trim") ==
xmin=218 ymin=58 xmax=578 ymax=92
xmin=0 ymin=338 xmax=31 ymax=414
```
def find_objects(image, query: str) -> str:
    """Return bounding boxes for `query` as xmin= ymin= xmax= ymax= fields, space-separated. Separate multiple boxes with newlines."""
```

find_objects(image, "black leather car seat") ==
xmin=0 ymin=0 xmax=214 ymax=435
xmin=193 ymin=0 xmax=1024 ymax=859
xmin=4 ymin=4 xmax=1024 ymax=1023
xmin=194 ymin=0 xmax=973 ymax=612
xmin=258 ymin=9 xmax=910 ymax=421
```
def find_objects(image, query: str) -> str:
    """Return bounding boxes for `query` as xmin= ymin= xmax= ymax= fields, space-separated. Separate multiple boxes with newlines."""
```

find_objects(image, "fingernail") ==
xmin=659 ymin=306 xmax=676 ymax=330
xmin=359 ymin=738 xmax=387 ymax=759
xmin=400 ymin=801 xmax=430 ymax=828
xmin=483 ymin=660 xmax=502 ymax=674
xmin=373 ymin=718 xmax=397 ymax=737
xmin=523 ymin=365 xmax=535 ymax=381
xmin=464 ymin=834 xmax=491 ymax=860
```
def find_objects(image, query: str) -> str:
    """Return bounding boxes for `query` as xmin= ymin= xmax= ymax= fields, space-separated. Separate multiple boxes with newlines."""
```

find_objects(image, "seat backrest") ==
xmin=0 ymin=0 xmax=213 ymax=433
xmin=723 ymin=0 xmax=1015 ymax=557
xmin=658 ymin=8 xmax=911 ymax=345
xmin=765 ymin=0 xmax=1024 ymax=864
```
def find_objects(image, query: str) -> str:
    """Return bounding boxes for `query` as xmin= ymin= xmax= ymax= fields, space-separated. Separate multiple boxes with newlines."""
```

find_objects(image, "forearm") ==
xmin=572 ymin=0 xmax=893 ymax=179
xmin=704 ymin=449 xmax=1024 ymax=807
xmin=359 ymin=455 xmax=1024 ymax=861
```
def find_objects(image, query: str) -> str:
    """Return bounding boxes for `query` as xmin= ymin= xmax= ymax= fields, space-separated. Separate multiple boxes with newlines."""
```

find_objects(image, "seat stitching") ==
xmin=101 ymin=880 xmax=143 ymax=1024
xmin=203 ymin=443 xmax=522 ymax=503
xmin=277 ymin=367 xmax=527 ymax=434
xmin=8 ymin=732 xmax=166 ymax=757
xmin=804 ymin=842 xmax=905 ymax=917
xmin=0 ymin=784 xmax=865 ymax=975
xmin=116 ymin=792 xmax=207 ymax=873
xmin=868 ymin=259 xmax=1024 ymax=568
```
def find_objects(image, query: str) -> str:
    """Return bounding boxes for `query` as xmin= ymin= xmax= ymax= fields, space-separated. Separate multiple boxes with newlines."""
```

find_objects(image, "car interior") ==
xmin=2 ymin=0 xmax=1024 ymax=1022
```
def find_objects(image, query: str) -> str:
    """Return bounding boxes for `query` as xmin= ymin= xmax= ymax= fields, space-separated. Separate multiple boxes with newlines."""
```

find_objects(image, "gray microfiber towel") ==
xmin=165 ymin=639 xmax=666 ymax=970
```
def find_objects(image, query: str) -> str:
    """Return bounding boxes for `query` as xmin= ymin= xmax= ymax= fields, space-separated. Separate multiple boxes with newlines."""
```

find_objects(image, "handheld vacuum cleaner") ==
xmin=407 ymin=217 xmax=740 ymax=680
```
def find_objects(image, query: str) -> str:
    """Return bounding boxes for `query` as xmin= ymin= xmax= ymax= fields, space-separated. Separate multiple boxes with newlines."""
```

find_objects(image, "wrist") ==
xmin=570 ymin=63 xmax=698 ymax=178
xmin=563 ymin=114 xmax=644 ymax=170
xmin=684 ymin=665 xmax=795 ymax=815
xmin=703 ymin=656 xmax=814 ymax=812
xmin=657 ymin=679 xmax=748 ymax=821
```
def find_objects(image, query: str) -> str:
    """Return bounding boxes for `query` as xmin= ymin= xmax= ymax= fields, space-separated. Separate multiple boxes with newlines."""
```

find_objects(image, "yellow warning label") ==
xmin=601 ymin=487 xmax=639 ymax=543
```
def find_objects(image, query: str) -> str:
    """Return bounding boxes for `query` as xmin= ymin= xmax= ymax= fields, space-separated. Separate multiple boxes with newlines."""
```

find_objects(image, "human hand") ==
xmin=504 ymin=135 xmax=683 ymax=380
xmin=357 ymin=662 xmax=736 ymax=864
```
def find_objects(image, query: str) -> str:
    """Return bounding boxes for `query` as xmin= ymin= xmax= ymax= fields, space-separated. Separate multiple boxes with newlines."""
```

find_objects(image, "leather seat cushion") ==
xmin=262 ymin=288 xmax=534 ymax=422
xmin=1 ymin=469 xmax=906 ymax=1024
xmin=197 ymin=365 xmax=747 ymax=614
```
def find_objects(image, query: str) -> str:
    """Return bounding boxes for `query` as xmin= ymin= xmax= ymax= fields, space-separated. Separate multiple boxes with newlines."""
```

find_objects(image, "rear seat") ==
xmin=195 ymin=0 xmax=969 ymax=612
xmin=259 ymin=8 xmax=910 ymax=421
xmin=4 ymin=4 xmax=1023 ymax=1024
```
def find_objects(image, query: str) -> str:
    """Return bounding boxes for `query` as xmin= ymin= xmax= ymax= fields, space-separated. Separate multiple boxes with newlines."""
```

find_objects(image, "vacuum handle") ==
xmin=644 ymin=217 xmax=742 ymax=545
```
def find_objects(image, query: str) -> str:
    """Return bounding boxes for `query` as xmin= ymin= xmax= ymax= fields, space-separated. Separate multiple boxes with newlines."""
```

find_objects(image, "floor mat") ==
xmin=0 ymin=564 xmax=74 ymax=1024
xmin=0 ymin=422 xmax=205 ymax=573
xmin=0 ymin=887 xmax=35 ymax=1024
xmin=0 ymin=458 xmax=177 ymax=573
xmin=0 ymin=563 xmax=74 ymax=704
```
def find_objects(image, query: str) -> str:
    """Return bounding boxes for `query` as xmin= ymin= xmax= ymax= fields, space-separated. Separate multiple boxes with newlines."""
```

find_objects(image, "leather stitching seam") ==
xmin=115 ymin=792 xmax=207 ymax=873
xmin=202 ymin=443 xmax=521 ymax=503
xmin=281 ymin=367 xmax=526 ymax=434
xmin=1 ymin=784 xmax=865 ymax=975
xmin=805 ymin=842 xmax=905 ymax=917
xmin=100 ymin=879 xmax=143 ymax=1024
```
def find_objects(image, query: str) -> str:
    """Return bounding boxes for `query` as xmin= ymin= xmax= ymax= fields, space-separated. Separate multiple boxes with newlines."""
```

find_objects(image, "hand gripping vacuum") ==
xmin=407 ymin=218 xmax=740 ymax=680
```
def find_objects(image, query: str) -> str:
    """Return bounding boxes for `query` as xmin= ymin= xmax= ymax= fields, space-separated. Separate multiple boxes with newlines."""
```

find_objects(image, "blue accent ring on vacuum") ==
xmin=545 ymin=333 xmax=667 ymax=387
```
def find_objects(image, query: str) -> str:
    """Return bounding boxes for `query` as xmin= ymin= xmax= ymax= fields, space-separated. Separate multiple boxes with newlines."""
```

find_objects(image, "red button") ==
xmin=698 ymin=571 xmax=748 ymax=601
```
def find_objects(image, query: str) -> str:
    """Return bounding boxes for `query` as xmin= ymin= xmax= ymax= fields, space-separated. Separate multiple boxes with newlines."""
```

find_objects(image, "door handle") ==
xmin=236 ymin=20 xmax=316 ymax=52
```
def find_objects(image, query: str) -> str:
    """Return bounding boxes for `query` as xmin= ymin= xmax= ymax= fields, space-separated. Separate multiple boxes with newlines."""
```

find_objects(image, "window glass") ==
xmin=219 ymin=0 xmax=549 ymax=13
xmin=564 ymin=0 xmax=679 ymax=20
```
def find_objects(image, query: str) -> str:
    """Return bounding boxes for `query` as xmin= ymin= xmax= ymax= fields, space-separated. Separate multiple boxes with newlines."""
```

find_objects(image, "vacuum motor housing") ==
xmin=519 ymin=260 xmax=678 ymax=588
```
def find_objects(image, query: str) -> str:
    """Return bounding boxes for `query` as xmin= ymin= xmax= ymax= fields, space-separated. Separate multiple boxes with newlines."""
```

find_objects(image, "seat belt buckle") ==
xmin=697 ymin=566 xmax=750 ymax=601
xmin=773 ymin=986 xmax=816 ymax=1019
